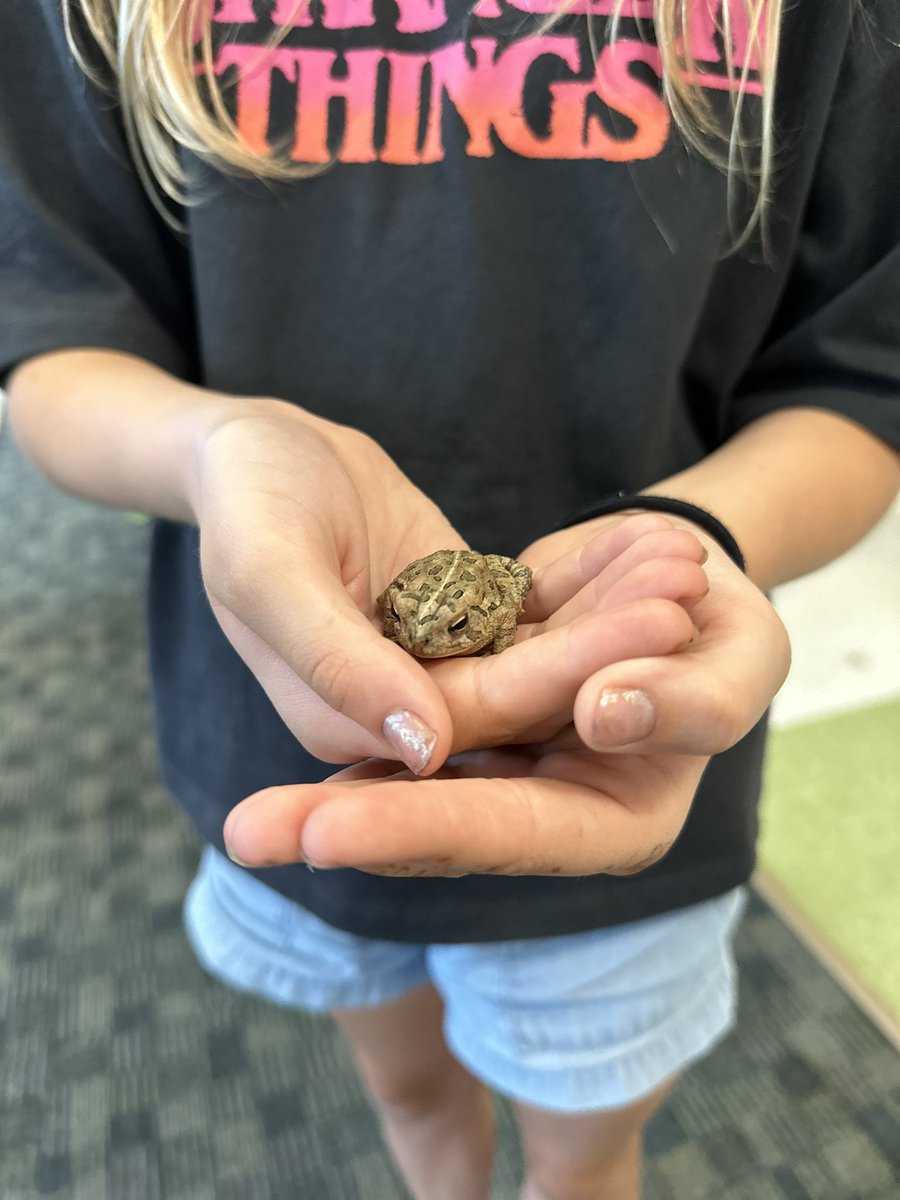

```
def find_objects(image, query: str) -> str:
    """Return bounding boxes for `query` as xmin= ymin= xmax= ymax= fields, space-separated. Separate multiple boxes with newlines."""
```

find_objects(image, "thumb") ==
xmin=572 ymin=599 xmax=790 ymax=756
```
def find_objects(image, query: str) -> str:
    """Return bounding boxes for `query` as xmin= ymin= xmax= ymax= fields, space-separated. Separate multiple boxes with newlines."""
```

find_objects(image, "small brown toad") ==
xmin=378 ymin=550 xmax=532 ymax=658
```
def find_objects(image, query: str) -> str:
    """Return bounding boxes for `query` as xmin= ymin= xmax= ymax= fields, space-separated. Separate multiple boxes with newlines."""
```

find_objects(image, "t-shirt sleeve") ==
xmin=727 ymin=9 xmax=900 ymax=450
xmin=0 ymin=3 xmax=195 ymax=387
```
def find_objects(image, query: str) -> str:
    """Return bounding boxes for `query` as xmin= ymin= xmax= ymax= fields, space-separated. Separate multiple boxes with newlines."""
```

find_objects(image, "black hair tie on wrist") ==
xmin=556 ymin=494 xmax=746 ymax=573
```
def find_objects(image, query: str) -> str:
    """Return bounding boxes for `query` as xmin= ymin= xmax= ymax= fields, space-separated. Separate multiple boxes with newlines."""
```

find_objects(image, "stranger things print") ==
xmin=209 ymin=0 xmax=765 ymax=166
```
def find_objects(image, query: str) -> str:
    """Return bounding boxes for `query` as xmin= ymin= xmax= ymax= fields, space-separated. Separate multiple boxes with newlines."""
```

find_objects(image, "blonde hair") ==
xmin=64 ymin=0 xmax=781 ymax=245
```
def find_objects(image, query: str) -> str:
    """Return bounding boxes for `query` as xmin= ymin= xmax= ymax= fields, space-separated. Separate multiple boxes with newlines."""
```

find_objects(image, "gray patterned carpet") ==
xmin=1 ymin=426 xmax=898 ymax=1200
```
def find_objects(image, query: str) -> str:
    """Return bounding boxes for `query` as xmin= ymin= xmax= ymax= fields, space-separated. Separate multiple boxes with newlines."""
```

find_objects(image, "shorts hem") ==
xmin=182 ymin=866 xmax=429 ymax=1013
xmin=442 ymin=949 xmax=738 ymax=1113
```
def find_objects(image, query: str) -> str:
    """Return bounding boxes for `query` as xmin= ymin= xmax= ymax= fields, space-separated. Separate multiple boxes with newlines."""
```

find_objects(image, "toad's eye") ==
xmin=448 ymin=615 xmax=469 ymax=633
xmin=390 ymin=601 xmax=400 ymax=619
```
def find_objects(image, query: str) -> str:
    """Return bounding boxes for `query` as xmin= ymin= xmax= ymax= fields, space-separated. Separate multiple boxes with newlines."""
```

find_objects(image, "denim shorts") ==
xmin=184 ymin=845 xmax=747 ymax=1113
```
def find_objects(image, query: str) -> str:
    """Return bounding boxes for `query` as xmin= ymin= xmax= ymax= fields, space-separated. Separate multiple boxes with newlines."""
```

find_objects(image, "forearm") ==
xmin=8 ymin=349 xmax=227 ymax=522
xmin=649 ymin=408 xmax=900 ymax=590
xmin=7 ymin=349 xmax=303 ymax=523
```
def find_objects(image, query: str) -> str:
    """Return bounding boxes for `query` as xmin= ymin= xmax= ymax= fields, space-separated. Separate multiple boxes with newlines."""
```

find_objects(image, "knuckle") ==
xmin=699 ymin=682 xmax=746 ymax=752
xmin=201 ymin=529 xmax=267 ymax=616
xmin=769 ymin=610 xmax=793 ymax=682
xmin=712 ymin=703 xmax=745 ymax=752
xmin=469 ymin=664 xmax=514 ymax=745
xmin=298 ymin=729 xmax=341 ymax=762
xmin=614 ymin=513 xmax=675 ymax=539
xmin=605 ymin=839 xmax=674 ymax=877
xmin=306 ymin=644 xmax=355 ymax=710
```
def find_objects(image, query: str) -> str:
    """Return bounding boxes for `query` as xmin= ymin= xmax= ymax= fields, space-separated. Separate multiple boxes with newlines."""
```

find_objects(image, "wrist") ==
xmin=9 ymin=351 xmax=303 ymax=524
xmin=648 ymin=411 xmax=900 ymax=590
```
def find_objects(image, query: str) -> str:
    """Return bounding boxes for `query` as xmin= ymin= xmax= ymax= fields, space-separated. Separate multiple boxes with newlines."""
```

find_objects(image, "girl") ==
xmin=3 ymin=1 xmax=898 ymax=1196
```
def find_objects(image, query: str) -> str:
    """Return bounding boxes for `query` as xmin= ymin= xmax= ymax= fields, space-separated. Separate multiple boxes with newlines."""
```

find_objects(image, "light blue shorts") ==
xmin=184 ymin=846 xmax=747 ymax=1113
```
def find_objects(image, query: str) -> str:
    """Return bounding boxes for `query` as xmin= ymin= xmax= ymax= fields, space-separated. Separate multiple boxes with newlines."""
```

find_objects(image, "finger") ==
xmin=524 ymin=519 xmax=704 ymax=623
xmin=588 ymin=555 xmax=708 ymax=614
xmin=223 ymin=753 xmax=701 ymax=876
xmin=543 ymin=532 xmax=707 ymax=628
xmin=428 ymin=597 xmax=698 ymax=752
xmin=205 ymin=535 xmax=453 ymax=774
xmin=573 ymin=594 xmax=791 ymax=756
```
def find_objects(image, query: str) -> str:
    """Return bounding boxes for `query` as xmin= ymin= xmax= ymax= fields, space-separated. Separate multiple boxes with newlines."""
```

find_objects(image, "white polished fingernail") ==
xmin=383 ymin=709 xmax=437 ymax=774
xmin=593 ymin=689 xmax=656 ymax=747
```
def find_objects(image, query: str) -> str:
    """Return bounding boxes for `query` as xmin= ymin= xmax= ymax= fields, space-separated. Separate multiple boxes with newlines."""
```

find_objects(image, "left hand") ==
xmin=521 ymin=513 xmax=792 ymax=758
xmin=222 ymin=518 xmax=790 ymax=876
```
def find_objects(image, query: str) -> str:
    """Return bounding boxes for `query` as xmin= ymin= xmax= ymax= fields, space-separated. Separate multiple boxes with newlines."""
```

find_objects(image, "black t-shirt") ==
xmin=2 ymin=0 xmax=898 ymax=942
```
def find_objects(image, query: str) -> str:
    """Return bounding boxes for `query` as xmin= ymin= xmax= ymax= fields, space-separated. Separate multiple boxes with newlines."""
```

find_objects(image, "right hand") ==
xmin=192 ymin=400 xmax=708 ymax=774
xmin=193 ymin=399 xmax=462 ymax=771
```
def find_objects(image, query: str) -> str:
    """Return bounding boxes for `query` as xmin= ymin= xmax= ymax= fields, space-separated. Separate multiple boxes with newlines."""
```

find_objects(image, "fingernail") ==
xmin=224 ymin=827 xmax=282 ymax=869
xmin=593 ymin=689 xmax=656 ymax=747
xmin=226 ymin=846 xmax=285 ymax=869
xmin=225 ymin=842 xmax=253 ymax=867
xmin=383 ymin=709 xmax=437 ymax=774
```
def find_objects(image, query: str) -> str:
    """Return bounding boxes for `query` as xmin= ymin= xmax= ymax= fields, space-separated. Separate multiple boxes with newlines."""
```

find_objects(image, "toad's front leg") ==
xmin=490 ymin=619 xmax=518 ymax=655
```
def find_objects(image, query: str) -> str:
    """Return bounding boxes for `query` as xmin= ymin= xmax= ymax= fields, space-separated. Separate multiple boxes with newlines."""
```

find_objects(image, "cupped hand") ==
xmin=222 ymin=743 xmax=706 ymax=877
xmin=521 ymin=517 xmax=791 ymax=758
xmin=193 ymin=399 xmax=463 ymax=772
xmin=220 ymin=516 xmax=790 ymax=878
xmin=196 ymin=405 xmax=712 ymax=777
xmin=425 ymin=514 xmax=710 ymax=754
